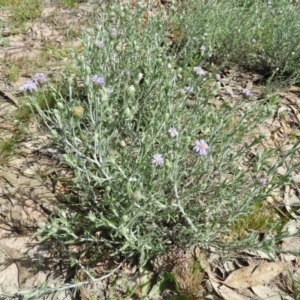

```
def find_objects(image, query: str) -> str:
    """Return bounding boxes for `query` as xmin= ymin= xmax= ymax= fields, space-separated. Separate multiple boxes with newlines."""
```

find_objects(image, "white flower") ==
xmin=152 ymin=153 xmax=164 ymax=166
xmin=168 ymin=127 xmax=179 ymax=138
xmin=193 ymin=66 xmax=206 ymax=76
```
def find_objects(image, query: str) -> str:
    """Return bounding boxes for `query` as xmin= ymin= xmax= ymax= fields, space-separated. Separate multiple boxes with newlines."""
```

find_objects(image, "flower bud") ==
xmin=72 ymin=106 xmax=84 ymax=118
xmin=51 ymin=130 xmax=58 ymax=138
xmin=165 ymin=113 xmax=170 ymax=120
xmin=124 ymin=107 xmax=131 ymax=117
xmin=105 ymin=186 xmax=111 ymax=193
xmin=85 ymin=66 xmax=91 ymax=75
xmin=185 ymin=136 xmax=191 ymax=145
xmin=120 ymin=140 xmax=126 ymax=147
xmin=67 ymin=77 xmax=73 ymax=85
xmin=109 ymin=28 xmax=118 ymax=39
xmin=116 ymin=41 xmax=125 ymax=52
xmin=57 ymin=102 xmax=64 ymax=110
xmin=120 ymin=227 xmax=128 ymax=236
xmin=122 ymin=215 xmax=130 ymax=222
xmin=178 ymin=89 xmax=185 ymax=96
xmin=132 ymin=191 xmax=142 ymax=201
xmin=126 ymin=85 xmax=136 ymax=97
xmin=165 ymin=159 xmax=172 ymax=169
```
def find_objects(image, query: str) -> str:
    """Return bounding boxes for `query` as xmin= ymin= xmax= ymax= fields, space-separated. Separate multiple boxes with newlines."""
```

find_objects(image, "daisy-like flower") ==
xmin=21 ymin=80 xmax=37 ymax=91
xmin=193 ymin=66 xmax=206 ymax=76
xmin=152 ymin=153 xmax=164 ymax=166
xmin=193 ymin=139 xmax=209 ymax=155
xmin=33 ymin=73 xmax=47 ymax=82
xmin=215 ymin=73 xmax=221 ymax=80
xmin=168 ymin=127 xmax=179 ymax=138
xmin=259 ymin=177 xmax=268 ymax=185
xmin=184 ymin=86 xmax=194 ymax=94
xmin=97 ymin=40 xmax=104 ymax=48
xmin=242 ymin=88 xmax=251 ymax=96
xmin=91 ymin=75 xmax=105 ymax=85
xmin=109 ymin=28 xmax=118 ymax=38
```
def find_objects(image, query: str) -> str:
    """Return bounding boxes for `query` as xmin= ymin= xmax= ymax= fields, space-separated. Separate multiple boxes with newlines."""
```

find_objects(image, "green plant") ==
xmin=11 ymin=0 xmax=42 ymax=23
xmin=0 ymin=136 xmax=17 ymax=164
xmin=28 ymin=0 xmax=300 ymax=269
xmin=0 ymin=36 xmax=9 ymax=46
xmin=229 ymin=203 xmax=286 ymax=239
xmin=178 ymin=0 xmax=300 ymax=84
xmin=0 ymin=1 xmax=294 ymax=299
xmin=61 ymin=0 xmax=80 ymax=9
xmin=4 ymin=60 xmax=21 ymax=82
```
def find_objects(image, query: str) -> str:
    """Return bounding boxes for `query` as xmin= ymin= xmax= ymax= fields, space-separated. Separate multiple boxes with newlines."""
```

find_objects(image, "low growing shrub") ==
xmin=26 ymin=1 xmax=300 ymax=270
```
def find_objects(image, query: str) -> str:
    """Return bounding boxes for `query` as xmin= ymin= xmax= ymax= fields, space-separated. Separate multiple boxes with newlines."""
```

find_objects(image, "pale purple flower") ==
xmin=208 ymin=53 xmax=213 ymax=58
xmin=215 ymin=73 xmax=221 ymax=80
xmin=193 ymin=139 xmax=209 ymax=155
xmin=152 ymin=153 xmax=164 ymax=166
xmin=259 ymin=177 xmax=268 ymax=185
xmin=91 ymin=75 xmax=104 ymax=85
xmin=184 ymin=86 xmax=194 ymax=94
xmin=267 ymin=1 xmax=272 ymax=5
xmin=242 ymin=88 xmax=251 ymax=96
xmin=200 ymin=45 xmax=207 ymax=51
xmin=109 ymin=28 xmax=118 ymax=38
xmin=21 ymin=80 xmax=37 ymax=91
xmin=193 ymin=66 xmax=206 ymax=76
xmin=168 ymin=127 xmax=179 ymax=138
xmin=97 ymin=40 xmax=104 ymax=48
xmin=125 ymin=70 xmax=131 ymax=77
xmin=252 ymin=38 xmax=257 ymax=44
xmin=33 ymin=73 xmax=47 ymax=82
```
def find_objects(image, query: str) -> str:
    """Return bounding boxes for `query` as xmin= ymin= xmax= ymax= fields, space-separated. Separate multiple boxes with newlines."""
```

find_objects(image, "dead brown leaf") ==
xmin=280 ymin=118 xmax=291 ymax=135
xmin=0 ymin=90 xmax=19 ymax=107
xmin=210 ymin=277 xmax=254 ymax=300
xmin=288 ymin=86 xmax=300 ymax=93
xmin=224 ymin=262 xmax=287 ymax=289
xmin=252 ymin=285 xmax=293 ymax=300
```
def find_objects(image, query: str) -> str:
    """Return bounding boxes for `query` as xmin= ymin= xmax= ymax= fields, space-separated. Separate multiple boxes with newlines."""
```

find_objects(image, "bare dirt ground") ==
xmin=1 ymin=1 xmax=300 ymax=299
xmin=0 ymin=1 xmax=95 ymax=298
